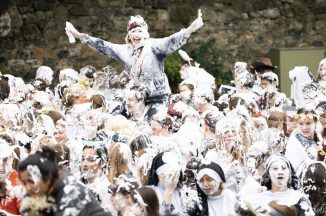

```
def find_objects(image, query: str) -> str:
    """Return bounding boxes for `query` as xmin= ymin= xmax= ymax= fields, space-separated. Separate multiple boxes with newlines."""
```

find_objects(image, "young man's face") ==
xmin=126 ymin=91 xmax=145 ymax=115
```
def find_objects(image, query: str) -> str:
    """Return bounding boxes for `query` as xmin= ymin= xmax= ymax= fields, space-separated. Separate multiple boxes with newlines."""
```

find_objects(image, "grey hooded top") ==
xmin=81 ymin=28 xmax=190 ymax=101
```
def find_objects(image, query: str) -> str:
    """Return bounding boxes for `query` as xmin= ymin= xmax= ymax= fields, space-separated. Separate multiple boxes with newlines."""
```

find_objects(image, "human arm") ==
xmin=65 ymin=22 xmax=125 ymax=61
xmin=185 ymin=9 xmax=204 ymax=37
xmin=152 ymin=9 xmax=203 ymax=56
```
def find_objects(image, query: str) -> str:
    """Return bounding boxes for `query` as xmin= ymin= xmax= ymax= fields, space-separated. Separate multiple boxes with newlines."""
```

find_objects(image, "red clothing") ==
xmin=0 ymin=170 xmax=22 ymax=215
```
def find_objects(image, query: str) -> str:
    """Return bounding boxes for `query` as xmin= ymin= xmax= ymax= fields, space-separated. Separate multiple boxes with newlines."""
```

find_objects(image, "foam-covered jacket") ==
xmin=81 ymin=29 xmax=190 ymax=101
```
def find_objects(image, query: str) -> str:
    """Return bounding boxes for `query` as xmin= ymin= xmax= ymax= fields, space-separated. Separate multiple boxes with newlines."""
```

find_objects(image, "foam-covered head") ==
xmin=36 ymin=66 xmax=53 ymax=85
xmin=125 ymin=15 xmax=150 ymax=46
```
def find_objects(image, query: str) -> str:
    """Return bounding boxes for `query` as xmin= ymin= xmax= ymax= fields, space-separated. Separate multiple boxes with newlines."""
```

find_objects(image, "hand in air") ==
xmin=65 ymin=21 xmax=82 ymax=41
xmin=164 ymin=169 xmax=180 ymax=193
xmin=189 ymin=9 xmax=204 ymax=33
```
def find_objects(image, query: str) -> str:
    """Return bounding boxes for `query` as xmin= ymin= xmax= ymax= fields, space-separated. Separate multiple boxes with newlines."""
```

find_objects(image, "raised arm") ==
xmin=65 ymin=22 xmax=123 ymax=61
xmin=152 ymin=9 xmax=204 ymax=56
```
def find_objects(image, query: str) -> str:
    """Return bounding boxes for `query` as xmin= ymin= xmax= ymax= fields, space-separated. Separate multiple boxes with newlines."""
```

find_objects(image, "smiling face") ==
xmin=128 ymin=27 xmax=147 ymax=47
xmin=198 ymin=174 xmax=222 ymax=196
xmin=298 ymin=117 xmax=316 ymax=139
xmin=269 ymin=160 xmax=290 ymax=192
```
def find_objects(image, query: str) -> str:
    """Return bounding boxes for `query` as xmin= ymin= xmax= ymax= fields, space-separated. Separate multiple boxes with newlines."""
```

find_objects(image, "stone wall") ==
xmin=1 ymin=0 xmax=325 ymax=81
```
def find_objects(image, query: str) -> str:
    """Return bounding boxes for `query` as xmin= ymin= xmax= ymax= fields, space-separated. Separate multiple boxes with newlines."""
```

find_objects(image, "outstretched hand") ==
xmin=187 ymin=9 xmax=204 ymax=34
xmin=65 ymin=21 xmax=83 ymax=41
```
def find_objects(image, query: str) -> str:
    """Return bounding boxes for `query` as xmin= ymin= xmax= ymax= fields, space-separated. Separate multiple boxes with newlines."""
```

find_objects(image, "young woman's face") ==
xmin=19 ymin=170 xmax=51 ymax=196
xmin=269 ymin=160 xmax=290 ymax=192
xmin=319 ymin=64 xmax=326 ymax=80
xmin=298 ymin=117 xmax=316 ymax=139
xmin=198 ymin=174 xmax=222 ymax=196
xmin=54 ymin=123 xmax=67 ymax=143
xmin=81 ymin=148 xmax=102 ymax=178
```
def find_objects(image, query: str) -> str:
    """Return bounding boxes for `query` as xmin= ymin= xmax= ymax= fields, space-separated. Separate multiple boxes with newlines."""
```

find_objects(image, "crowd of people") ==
xmin=0 ymin=12 xmax=326 ymax=216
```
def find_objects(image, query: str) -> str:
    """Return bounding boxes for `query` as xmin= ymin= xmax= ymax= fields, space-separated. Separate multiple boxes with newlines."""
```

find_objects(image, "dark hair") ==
xmin=130 ymin=134 xmax=151 ymax=158
xmin=90 ymin=94 xmax=106 ymax=109
xmin=80 ymin=65 xmax=96 ymax=79
xmin=30 ymin=78 xmax=46 ymax=91
xmin=18 ymin=147 xmax=58 ymax=183
xmin=0 ymin=76 xmax=10 ymax=101
xmin=49 ymin=144 xmax=70 ymax=168
xmin=147 ymin=152 xmax=183 ymax=189
xmin=131 ymin=187 xmax=160 ymax=216
xmin=302 ymin=162 xmax=326 ymax=215
xmin=203 ymin=112 xmax=219 ymax=132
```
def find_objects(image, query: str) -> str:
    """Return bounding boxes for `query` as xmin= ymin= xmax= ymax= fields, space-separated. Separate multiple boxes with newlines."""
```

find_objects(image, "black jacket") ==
xmin=51 ymin=170 xmax=112 ymax=216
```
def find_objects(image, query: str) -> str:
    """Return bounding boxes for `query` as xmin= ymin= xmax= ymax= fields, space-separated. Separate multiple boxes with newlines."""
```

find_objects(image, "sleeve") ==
xmin=161 ymin=201 xmax=178 ymax=216
xmin=296 ymin=196 xmax=315 ymax=216
xmin=285 ymin=135 xmax=311 ymax=175
xmin=151 ymin=28 xmax=189 ymax=56
xmin=81 ymin=34 xmax=124 ymax=61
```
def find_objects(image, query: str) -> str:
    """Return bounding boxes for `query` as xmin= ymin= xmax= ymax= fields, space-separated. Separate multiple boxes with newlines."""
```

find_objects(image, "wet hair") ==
xmin=48 ymin=144 xmax=70 ymax=168
xmin=129 ymin=134 xmax=151 ymax=158
xmin=301 ymin=162 xmax=326 ymax=216
xmin=127 ymin=81 xmax=148 ymax=100
xmin=45 ymin=111 xmax=63 ymax=125
xmin=18 ymin=147 xmax=58 ymax=183
xmin=90 ymin=94 xmax=106 ymax=109
xmin=131 ymin=187 xmax=160 ymax=216
xmin=108 ymin=143 xmax=132 ymax=183
xmin=203 ymin=112 xmax=219 ymax=132
xmin=80 ymin=65 xmax=96 ymax=79
xmin=147 ymin=152 xmax=183 ymax=189
xmin=30 ymin=78 xmax=46 ymax=91
xmin=0 ymin=134 xmax=13 ymax=145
